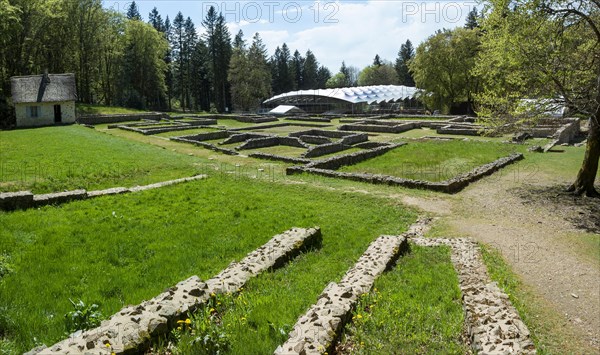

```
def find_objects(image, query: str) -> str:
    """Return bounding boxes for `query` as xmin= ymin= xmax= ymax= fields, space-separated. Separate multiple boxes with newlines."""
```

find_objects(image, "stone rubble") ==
xmin=412 ymin=238 xmax=536 ymax=354
xmin=275 ymin=234 xmax=409 ymax=354
xmin=30 ymin=227 xmax=322 ymax=355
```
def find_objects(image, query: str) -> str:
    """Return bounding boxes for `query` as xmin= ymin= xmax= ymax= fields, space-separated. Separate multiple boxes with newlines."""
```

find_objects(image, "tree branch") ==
xmin=545 ymin=7 xmax=600 ymax=42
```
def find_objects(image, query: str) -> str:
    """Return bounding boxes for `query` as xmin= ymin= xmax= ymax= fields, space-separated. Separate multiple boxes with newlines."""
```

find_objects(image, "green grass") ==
xmin=339 ymin=245 xmax=467 ymax=354
xmin=243 ymin=145 xmax=307 ymax=158
xmin=253 ymin=125 xmax=318 ymax=136
xmin=155 ymin=127 xmax=220 ymax=138
xmin=76 ymin=104 xmax=147 ymax=115
xmin=215 ymin=119 xmax=259 ymax=129
xmin=314 ymin=147 xmax=363 ymax=160
xmin=0 ymin=126 xmax=207 ymax=193
xmin=0 ymin=176 xmax=416 ymax=353
xmin=340 ymin=140 xmax=524 ymax=182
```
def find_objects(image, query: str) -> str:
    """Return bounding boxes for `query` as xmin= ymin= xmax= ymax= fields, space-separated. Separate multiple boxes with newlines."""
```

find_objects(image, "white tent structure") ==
xmin=264 ymin=85 xmax=419 ymax=114
xmin=269 ymin=105 xmax=305 ymax=115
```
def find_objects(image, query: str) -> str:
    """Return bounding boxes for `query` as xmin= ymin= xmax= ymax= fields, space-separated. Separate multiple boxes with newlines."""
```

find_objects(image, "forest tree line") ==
xmin=0 ymin=0 xmax=416 ymax=119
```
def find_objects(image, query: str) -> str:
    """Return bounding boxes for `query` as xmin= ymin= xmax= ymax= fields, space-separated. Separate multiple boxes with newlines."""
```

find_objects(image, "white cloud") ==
xmin=225 ymin=0 xmax=479 ymax=71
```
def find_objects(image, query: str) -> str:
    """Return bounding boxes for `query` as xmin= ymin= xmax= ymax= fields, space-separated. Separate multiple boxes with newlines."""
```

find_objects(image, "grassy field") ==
xmin=339 ymin=245 xmax=466 ymax=354
xmin=76 ymin=104 xmax=147 ymax=115
xmin=0 ymin=126 xmax=206 ymax=193
xmin=339 ymin=140 xmax=525 ymax=181
xmin=0 ymin=174 xmax=418 ymax=353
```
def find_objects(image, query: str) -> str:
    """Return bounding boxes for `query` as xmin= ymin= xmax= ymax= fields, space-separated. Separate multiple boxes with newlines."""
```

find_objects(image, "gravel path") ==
xmin=402 ymin=173 xmax=600 ymax=351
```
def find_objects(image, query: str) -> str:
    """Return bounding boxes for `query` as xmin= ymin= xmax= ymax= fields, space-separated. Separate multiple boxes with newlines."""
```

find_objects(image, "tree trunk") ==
xmin=568 ymin=115 xmax=600 ymax=197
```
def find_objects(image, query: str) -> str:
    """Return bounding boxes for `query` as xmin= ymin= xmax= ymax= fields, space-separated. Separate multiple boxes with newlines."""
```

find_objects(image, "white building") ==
xmin=10 ymin=73 xmax=77 ymax=127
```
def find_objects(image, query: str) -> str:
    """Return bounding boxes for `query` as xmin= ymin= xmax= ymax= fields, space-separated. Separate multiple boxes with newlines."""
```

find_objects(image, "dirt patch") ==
xmin=513 ymin=185 xmax=600 ymax=234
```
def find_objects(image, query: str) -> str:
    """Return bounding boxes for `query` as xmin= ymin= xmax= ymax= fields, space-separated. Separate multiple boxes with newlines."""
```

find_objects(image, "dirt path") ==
xmin=402 ymin=172 xmax=600 ymax=352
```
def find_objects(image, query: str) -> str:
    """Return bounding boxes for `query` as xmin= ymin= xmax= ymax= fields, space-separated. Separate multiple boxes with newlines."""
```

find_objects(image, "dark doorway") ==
xmin=54 ymin=105 xmax=62 ymax=123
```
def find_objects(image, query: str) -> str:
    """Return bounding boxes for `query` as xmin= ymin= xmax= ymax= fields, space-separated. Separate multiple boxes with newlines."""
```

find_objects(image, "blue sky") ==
xmin=103 ymin=1 xmax=479 ymax=71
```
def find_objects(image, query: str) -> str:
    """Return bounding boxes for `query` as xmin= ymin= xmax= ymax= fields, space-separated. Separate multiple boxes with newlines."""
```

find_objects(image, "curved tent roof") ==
xmin=264 ymin=85 xmax=418 ymax=105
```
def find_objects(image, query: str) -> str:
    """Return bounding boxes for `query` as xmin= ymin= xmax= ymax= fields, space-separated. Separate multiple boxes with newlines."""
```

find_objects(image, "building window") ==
xmin=28 ymin=106 xmax=39 ymax=118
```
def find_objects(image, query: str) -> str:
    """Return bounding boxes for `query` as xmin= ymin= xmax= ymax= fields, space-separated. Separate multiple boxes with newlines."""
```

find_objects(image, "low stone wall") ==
xmin=233 ymin=115 xmax=278 ymax=124
xmin=78 ymin=113 xmax=168 ymax=125
xmin=247 ymin=153 xmax=311 ymax=165
xmin=305 ymin=143 xmax=404 ymax=171
xmin=289 ymin=129 xmax=351 ymax=139
xmin=31 ymin=227 xmax=322 ymax=355
xmin=340 ymin=133 xmax=368 ymax=145
xmin=0 ymin=176 xmax=207 ymax=211
xmin=171 ymin=137 xmax=239 ymax=155
xmin=299 ymin=135 xmax=332 ymax=145
xmin=288 ymin=153 xmax=523 ymax=194
xmin=231 ymin=122 xmax=329 ymax=132
xmin=236 ymin=137 xmax=308 ymax=151
xmin=303 ymin=143 xmax=350 ymax=158
xmin=412 ymin=238 xmax=535 ymax=354
xmin=172 ymin=130 xmax=230 ymax=142
xmin=339 ymin=122 xmax=415 ymax=134
xmin=285 ymin=117 xmax=331 ymax=123
xmin=33 ymin=190 xmax=87 ymax=207
xmin=354 ymin=141 xmax=390 ymax=149
xmin=436 ymin=125 xmax=482 ymax=136
xmin=554 ymin=118 xmax=580 ymax=144
xmin=276 ymin=234 xmax=409 ymax=354
xmin=0 ymin=191 xmax=34 ymax=211
xmin=220 ymin=133 xmax=272 ymax=145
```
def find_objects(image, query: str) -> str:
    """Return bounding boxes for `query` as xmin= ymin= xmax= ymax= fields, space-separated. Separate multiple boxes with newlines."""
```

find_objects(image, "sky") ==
xmin=102 ymin=0 xmax=480 ymax=71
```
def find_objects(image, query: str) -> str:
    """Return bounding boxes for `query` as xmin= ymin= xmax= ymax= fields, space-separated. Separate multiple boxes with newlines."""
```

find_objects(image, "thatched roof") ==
xmin=11 ymin=73 xmax=76 ymax=104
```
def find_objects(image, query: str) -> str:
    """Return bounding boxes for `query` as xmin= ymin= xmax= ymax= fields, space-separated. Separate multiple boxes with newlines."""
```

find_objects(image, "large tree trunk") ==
xmin=569 ymin=114 xmax=600 ymax=197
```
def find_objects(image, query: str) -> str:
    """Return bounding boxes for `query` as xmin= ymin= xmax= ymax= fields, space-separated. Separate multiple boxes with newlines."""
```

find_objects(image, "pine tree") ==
xmin=291 ymin=50 xmax=304 ymax=90
xmin=203 ymin=7 xmax=232 ymax=112
xmin=301 ymin=50 xmax=319 ymax=89
xmin=126 ymin=1 xmax=141 ymax=21
xmin=172 ymin=12 xmax=186 ymax=110
xmin=182 ymin=17 xmax=198 ymax=110
xmin=373 ymin=54 xmax=382 ymax=67
xmin=395 ymin=40 xmax=415 ymax=86
xmin=316 ymin=66 xmax=332 ymax=88
xmin=271 ymin=43 xmax=293 ymax=94
xmin=191 ymin=39 xmax=211 ymax=111
xmin=148 ymin=7 xmax=164 ymax=32
xmin=465 ymin=7 xmax=479 ymax=30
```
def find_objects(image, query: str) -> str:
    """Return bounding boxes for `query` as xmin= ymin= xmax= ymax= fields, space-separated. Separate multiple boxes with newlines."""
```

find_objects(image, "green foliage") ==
xmin=326 ymin=73 xmax=348 ymax=88
xmin=358 ymin=63 xmax=398 ymax=86
xmin=0 ymin=254 xmax=13 ymax=281
xmin=341 ymin=246 xmax=467 ymax=353
xmin=64 ymin=299 xmax=103 ymax=334
xmin=120 ymin=20 xmax=169 ymax=109
xmin=410 ymin=28 xmax=481 ymax=113
xmin=395 ymin=39 xmax=415 ymax=86
xmin=229 ymin=33 xmax=272 ymax=111
xmin=475 ymin=0 xmax=598 ymax=121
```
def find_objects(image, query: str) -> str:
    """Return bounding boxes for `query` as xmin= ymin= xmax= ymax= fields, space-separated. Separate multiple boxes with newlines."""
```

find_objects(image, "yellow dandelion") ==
xmin=177 ymin=326 xmax=182 ymax=331
xmin=210 ymin=292 xmax=216 ymax=297
xmin=356 ymin=314 xmax=363 ymax=319
xmin=105 ymin=343 xmax=111 ymax=348
xmin=209 ymin=308 xmax=216 ymax=313
xmin=185 ymin=318 xmax=191 ymax=325
xmin=177 ymin=320 xmax=185 ymax=324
